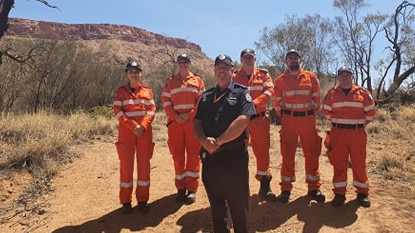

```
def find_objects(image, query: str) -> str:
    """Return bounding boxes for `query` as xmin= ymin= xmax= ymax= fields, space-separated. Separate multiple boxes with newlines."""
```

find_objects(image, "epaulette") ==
xmin=193 ymin=73 xmax=204 ymax=79
xmin=205 ymin=87 xmax=216 ymax=94
xmin=258 ymin=68 xmax=269 ymax=74
xmin=234 ymin=83 xmax=248 ymax=89
xmin=141 ymin=84 xmax=151 ymax=90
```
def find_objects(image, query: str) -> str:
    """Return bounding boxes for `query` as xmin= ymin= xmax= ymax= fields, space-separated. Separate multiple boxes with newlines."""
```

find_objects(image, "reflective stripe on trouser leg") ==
xmin=116 ymin=125 xmax=136 ymax=204
xmin=349 ymin=129 xmax=369 ymax=195
xmin=135 ymin=127 xmax=153 ymax=202
xmin=330 ymin=128 xmax=351 ymax=195
xmin=168 ymin=120 xmax=200 ymax=191
xmin=279 ymin=115 xmax=301 ymax=191
xmin=249 ymin=117 xmax=272 ymax=181
xmin=298 ymin=115 xmax=321 ymax=191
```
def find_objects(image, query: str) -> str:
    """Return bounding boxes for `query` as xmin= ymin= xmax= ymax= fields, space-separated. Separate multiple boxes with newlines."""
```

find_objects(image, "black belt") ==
xmin=332 ymin=123 xmax=365 ymax=129
xmin=250 ymin=111 xmax=266 ymax=120
xmin=282 ymin=109 xmax=314 ymax=117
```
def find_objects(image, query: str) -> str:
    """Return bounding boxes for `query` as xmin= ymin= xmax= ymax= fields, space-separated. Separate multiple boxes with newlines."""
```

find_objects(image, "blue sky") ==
xmin=10 ymin=0 xmax=402 ymax=61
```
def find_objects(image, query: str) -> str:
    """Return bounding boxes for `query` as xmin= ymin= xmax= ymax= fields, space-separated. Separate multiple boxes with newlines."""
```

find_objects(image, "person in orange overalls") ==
xmin=113 ymin=61 xmax=156 ymax=215
xmin=161 ymin=53 xmax=205 ymax=204
xmin=322 ymin=66 xmax=376 ymax=208
xmin=233 ymin=48 xmax=276 ymax=201
xmin=273 ymin=49 xmax=325 ymax=203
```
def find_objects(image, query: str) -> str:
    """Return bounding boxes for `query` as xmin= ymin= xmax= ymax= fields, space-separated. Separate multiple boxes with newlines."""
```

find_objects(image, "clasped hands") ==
xmin=175 ymin=112 xmax=190 ymax=124
xmin=133 ymin=125 xmax=145 ymax=137
xmin=202 ymin=137 xmax=221 ymax=154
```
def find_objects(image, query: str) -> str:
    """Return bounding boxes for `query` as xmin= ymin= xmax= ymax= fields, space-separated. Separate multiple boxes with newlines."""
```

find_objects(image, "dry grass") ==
xmin=1 ymin=106 xmax=414 ymax=182
xmin=1 ymin=105 xmax=415 ymax=223
xmin=0 ymin=110 xmax=118 ymax=176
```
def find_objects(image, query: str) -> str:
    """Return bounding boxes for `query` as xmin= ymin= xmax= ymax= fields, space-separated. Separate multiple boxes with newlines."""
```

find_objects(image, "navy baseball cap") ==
xmin=285 ymin=49 xmax=302 ymax=58
xmin=126 ymin=61 xmax=142 ymax=71
xmin=177 ymin=53 xmax=191 ymax=62
xmin=337 ymin=66 xmax=353 ymax=75
xmin=214 ymin=54 xmax=234 ymax=67
xmin=240 ymin=48 xmax=256 ymax=57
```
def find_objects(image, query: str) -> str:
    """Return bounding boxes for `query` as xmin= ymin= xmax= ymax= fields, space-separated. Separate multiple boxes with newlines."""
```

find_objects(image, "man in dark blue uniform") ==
xmin=194 ymin=54 xmax=256 ymax=233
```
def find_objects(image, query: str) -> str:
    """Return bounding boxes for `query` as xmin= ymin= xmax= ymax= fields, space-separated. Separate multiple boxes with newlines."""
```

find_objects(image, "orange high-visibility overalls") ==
xmin=233 ymin=67 xmax=274 ymax=180
xmin=113 ymin=83 xmax=156 ymax=204
xmin=273 ymin=69 xmax=322 ymax=192
xmin=322 ymin=84 xmax=376 ymax=196
xmin=161 ymin=72 xmax=205 ymax=193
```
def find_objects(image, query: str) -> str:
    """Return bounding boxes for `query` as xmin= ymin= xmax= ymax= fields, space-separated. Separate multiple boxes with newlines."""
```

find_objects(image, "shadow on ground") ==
xmin=52 ymin=194 xmax=183 ymax=233
xmin=249 ymin=194 xmax=359 ymax=233
xmin=52 ymin=193 xmax=360 ymax=233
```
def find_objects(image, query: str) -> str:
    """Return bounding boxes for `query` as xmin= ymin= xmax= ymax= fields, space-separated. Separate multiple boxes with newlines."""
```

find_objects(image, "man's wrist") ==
xmin=216 ymin=137 xmax=222 ymax=146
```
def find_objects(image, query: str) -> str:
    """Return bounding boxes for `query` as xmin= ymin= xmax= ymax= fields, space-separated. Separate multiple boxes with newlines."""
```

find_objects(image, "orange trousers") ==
xmin=116 ymin=124 xmax=154 ymax=204
xmin=248 ymin=116 xmax=272 ymax=180
xmin=328 ymin=128 xmax=369 ymax=195
xmin=279 ymin=114 xmax=322 ymax=191
xmin=167 ymin=120 xmax=201 ymax=192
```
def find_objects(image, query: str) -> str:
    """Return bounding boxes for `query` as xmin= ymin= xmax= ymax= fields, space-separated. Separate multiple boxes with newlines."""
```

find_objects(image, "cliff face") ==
xmin=4 ymin=18 xmax=213 ymax=71
xmin=6 ymin=18 xmax=202 ymax=51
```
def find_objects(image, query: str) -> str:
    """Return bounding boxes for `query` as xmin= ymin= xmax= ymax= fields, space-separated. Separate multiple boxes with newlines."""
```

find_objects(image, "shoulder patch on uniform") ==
xmin=245 ymin=92 xmax=252 ymax=102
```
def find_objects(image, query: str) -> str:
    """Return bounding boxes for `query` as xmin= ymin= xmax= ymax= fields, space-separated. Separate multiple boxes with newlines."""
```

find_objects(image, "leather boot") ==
xmin=259 ymin=176 xmax=277 ymax=202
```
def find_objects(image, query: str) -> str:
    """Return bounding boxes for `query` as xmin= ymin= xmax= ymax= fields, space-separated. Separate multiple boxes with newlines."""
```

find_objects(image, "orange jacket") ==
xmin=273 ymin=69 xmax=321 ymax=114
xmin=232 ymin=67 xmax=274 ymax=113
xmin=161 ymin=72 xmax=205 ymax=122
xmin=113 ymin=83 xmax=156 ymax=131
xmin=322 ymin=84 xmax=376 ymax=125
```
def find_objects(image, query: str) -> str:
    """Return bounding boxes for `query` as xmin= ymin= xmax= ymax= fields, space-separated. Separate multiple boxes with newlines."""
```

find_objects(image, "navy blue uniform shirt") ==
xmin=195 ymin=82 xmax=255 ymax=145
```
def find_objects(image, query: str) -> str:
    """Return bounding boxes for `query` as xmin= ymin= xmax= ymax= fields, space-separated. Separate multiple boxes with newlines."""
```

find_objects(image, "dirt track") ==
xmin=1 ymin=126 xmax=414 ymax=233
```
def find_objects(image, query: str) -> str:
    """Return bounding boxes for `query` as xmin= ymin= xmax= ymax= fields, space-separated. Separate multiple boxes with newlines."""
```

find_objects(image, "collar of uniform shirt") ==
xmin=214 ymin=88 xmax=229 ymax=103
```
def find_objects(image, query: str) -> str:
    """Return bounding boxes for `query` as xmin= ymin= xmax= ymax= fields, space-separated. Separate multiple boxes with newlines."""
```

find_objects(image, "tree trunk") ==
xmin=0 ymin=0 xmax=14 ymax=39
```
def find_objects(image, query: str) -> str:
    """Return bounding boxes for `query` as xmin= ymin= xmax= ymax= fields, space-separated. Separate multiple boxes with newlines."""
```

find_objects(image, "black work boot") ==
xmin=278 ymin=191 xmax=291 ymax=203
xmin=356 ymin=193 xmax=371 ymax=207
xmin=259 ymin=176 xmax=277 ymax=202
xmin=331 ymin=194 xmax=346 ymax=207
xmin=307 ymin=189 xmax=326 ymax=203
xmin=121 ymin=202 xmax=132 ymax=215
xmin=137 ymin=201 xmax=150 ymax=213
xmin=176 ymin=189 xmax=186 ymax=202
xmin=186 ymin=191 xmax=196 ymax=204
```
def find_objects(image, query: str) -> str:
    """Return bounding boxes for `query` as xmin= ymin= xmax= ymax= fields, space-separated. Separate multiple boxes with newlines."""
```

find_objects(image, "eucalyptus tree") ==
xmin=255 ymin=14 xmax=335 ymax=77
xmin=378 ymin=1 xmax=415 ymax=101
xmin=332 ymin=0 xmax=388 ymax=93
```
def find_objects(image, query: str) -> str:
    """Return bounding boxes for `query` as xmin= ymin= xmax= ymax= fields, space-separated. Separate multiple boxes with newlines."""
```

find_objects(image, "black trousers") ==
xmin=202 ymin=146 xmax=250 ymax=233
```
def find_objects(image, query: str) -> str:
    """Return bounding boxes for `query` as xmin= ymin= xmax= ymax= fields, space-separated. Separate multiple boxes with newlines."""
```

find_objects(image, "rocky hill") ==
xmin=4 ymin=18 xmax=213 ymax=71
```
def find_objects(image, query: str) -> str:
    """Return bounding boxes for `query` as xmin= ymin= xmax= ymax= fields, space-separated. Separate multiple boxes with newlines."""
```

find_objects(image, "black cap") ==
xmin=240 ymin=48 xmax=256 ymax=57
xmin=214 ymin=54 xmax=234 ymax=67
xmin=126 ymin=61 xmax=142 ymax=71
xmin=337 ymin=66 xmax=353 ymax=75
xmin=285 ymin=49 xmax=302 ymax=58
xmin=177 ymin=53 xmax=191 ymax=62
